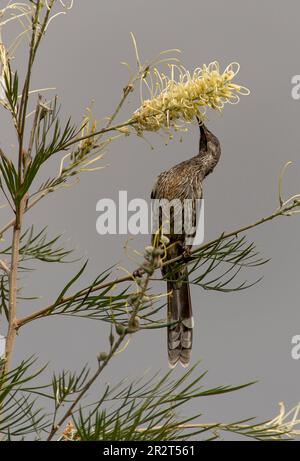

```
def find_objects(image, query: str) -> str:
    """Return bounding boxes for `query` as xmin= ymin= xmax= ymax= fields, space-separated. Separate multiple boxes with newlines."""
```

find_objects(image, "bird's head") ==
xmin=197 ymin=118 xmax=220 ymax=154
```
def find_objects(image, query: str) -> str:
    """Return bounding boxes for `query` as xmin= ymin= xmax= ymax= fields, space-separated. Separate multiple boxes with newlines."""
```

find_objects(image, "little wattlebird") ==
xmin=151 ymin=121 xmax=221 ymax=368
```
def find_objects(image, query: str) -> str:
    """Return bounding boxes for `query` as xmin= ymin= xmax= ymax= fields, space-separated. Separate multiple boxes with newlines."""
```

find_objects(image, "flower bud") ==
xmin=128 ymin=316 xmax=140 ymax=332
xmin=115 ymin=324 xmax=126 ymax=336
xmin=144 ymin=245 xmax=154 ymax=255
xmin=97 ymin=352 xmax=108 ymax=362
xmin=153 ymin=248 xmax=164 ymax=256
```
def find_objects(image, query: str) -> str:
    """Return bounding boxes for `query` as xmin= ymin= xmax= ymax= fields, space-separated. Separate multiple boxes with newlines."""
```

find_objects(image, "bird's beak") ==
xmin=196 ymin=116 xmax=206 ymax=133
xmin=198 ymin=119 xmax=208 ymax=151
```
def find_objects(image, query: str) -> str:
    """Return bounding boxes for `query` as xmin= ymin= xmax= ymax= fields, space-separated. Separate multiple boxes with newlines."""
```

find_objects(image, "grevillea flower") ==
xmin=132 ymin=61 xmax=249 ymax=133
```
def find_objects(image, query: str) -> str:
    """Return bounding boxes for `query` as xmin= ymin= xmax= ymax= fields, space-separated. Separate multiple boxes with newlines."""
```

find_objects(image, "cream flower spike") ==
xmin=132 ymin=61 xmax=250 ymax=133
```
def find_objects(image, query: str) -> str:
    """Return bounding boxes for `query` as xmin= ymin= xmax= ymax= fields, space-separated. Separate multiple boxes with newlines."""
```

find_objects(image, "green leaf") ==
xmin=69 ymin=364 xmax=255 ymax=441
xmin=164 ymin=235 xmax=268 ymax=293
xmin=0 ymin=358 xmax=49 ymax=438
xmin=0 ymin=151 xmax=19 ymax=203
xmin=54 ymin=261 xmax=88 ymax=305
xmin=1 ymin=226 xmax=76 ymax=263
xmin=0 ymin=273 xmax=9 ymax=321
xmin=4 ymin=69 xmax=19 ymax=113
xmin=17 ymin=99 xmax=80 ymax=200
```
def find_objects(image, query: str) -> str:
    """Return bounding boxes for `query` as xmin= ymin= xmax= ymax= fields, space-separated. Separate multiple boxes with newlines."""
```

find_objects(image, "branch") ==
xmin=16 ymin=195 xmax=300 ymax=330
xmin=164 ymin=202 xmax=297 ymax=268
xmin=60 ymin=120 xmax=134 ymax=151
xmin=16 ymin=274 xmax=131 ymax=328
xmin=4 ymin=201 xmax=24 ymax=375
xmin=46 ymin=246 xmax=160 ymax=441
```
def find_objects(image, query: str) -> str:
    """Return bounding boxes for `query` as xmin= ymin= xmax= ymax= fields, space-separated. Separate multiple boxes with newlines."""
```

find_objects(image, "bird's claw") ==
xmin=183 ymin=246 xmax=192 ymax=260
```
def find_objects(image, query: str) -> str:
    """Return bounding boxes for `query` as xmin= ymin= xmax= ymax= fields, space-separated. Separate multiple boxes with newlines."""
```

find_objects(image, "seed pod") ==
xmin=141 ymin=264 xmax=154 ymax=275
xmin=115 ymin=324 xmax=126 ymax=336
xmin=153 ymin=247 xmax=164 ymax=256
xmin=144 ymin=245 xmax=154 ymax=255
xmin=128 ymin=316 xmax=140 ymax=333
xmin=97 ymin=352 xmax=108 ymax=362
xmin=127 ymin=293 xmax=140 ymax=305
xmin=141 ymin=295 xmax=150 ymax=303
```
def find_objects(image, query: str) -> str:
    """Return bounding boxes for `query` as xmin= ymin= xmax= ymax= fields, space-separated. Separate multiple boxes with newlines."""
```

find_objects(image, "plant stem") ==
xmin=17 ymin=2 xmax=41 ymax=178
xmin=4 ymin=200 xmax=24 ymax=374
xmin=102 ymin=84 xmax=133 ymax=134
xmin=163 ymin=206 xmax=289 ymax=268
xmin=61 ymin=120 xmax=134 ymax=151
xmin=16 ymin=275 xmax=131 ymax=328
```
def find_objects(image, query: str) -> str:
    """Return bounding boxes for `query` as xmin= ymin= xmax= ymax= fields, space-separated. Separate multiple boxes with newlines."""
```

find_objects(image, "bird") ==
xmin=151 ymin=121 xmax=221 ymax=368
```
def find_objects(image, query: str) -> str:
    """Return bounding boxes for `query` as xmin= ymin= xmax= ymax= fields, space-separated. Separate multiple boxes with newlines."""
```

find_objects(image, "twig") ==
xmin=27 ymin=94 xmax=42 ymax=159
xmin=0 ymin=260 xmax=10 ymax=275
xmin=163 ymin=203 xmax=296 ymax=268
xmin=60 ymin=120 xmax=134 ymax=151
xmin=16 ymin=275 xmax=131 ymax=327
xmin=101 ymin=84 xmax=133 ymax=134
xmin=4 ymin=200 xmax=24 ymax=374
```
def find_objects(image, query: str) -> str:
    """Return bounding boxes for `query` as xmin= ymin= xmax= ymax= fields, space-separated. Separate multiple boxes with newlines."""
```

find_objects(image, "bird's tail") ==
xmin=167 ymin=267 xmax=193 ymax=368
